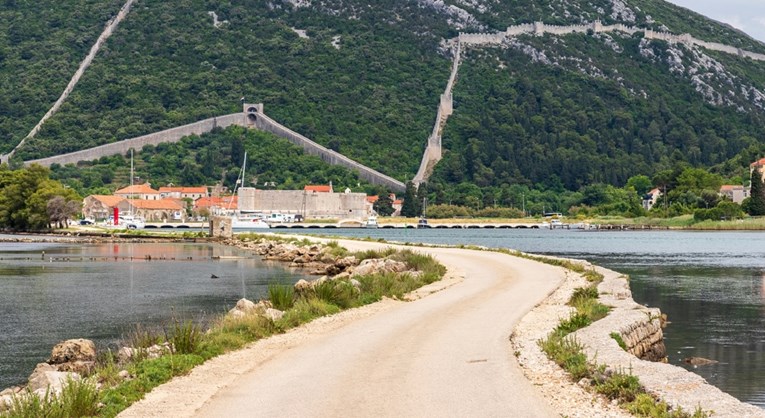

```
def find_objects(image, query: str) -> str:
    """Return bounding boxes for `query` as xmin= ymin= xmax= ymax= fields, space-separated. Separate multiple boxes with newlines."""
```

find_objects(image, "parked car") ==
xmin=79 ymin=219 xmax=94 ymax=225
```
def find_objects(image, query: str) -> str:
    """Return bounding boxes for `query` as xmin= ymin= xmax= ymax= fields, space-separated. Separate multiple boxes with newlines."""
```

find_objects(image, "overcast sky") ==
xmin=666 ymin=0 xmax=765 ymax=43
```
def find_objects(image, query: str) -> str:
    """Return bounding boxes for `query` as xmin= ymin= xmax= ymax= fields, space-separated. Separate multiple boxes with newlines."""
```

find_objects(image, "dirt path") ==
xmin=119 ymin=240 xmax=567 ymax=417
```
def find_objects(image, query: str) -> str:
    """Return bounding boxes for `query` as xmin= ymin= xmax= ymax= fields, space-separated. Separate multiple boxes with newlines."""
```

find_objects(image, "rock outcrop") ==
xmin=47 ymin=338 xmax=97 ymax=375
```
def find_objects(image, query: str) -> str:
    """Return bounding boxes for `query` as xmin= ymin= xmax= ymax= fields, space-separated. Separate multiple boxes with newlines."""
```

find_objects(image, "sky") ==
xmin=666 ymin=0 xmax=765 ymax=43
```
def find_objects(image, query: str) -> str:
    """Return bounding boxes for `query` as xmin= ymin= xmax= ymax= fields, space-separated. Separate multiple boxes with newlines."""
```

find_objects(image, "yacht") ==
xmin=417 ymin=217 xmax=430 ymax=229
xmin=119 ymin=215 xmax=145 ymax=230
xmin=231 ymin=213 xmax=270 ymax=230
xmin=365 ymin=215 xmax=379 ymax=228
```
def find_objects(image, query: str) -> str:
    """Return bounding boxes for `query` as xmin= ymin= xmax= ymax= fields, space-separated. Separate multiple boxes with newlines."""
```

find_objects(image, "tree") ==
xmin=747 ymin=168 xmax=765 ymax=216
xmin=373 ymin=194 xmax=395 ymax=216
xmin=400 ymin=181 xmax=420 ymax=218
xmin=626 ymin=175 xmax=653 ymax=196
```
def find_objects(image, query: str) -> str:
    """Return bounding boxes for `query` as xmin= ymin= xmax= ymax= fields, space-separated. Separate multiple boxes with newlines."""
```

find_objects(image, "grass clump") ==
xmin=268 ymin=284 xmax=295 ymax=310
xmin=626 ymin=393 xmax=710 ymax=418
xmin=610 ymin=332 xmax=628 ymax=351
xmin=3 ymin=377 xmax=99 ymax=418
xmin=275 ymin=298 xmax=341 ymax=329
xmin=168 ymin=320 xmax=202 ymax=355
xmin=595 ymin=369 xmax=642 ymax=402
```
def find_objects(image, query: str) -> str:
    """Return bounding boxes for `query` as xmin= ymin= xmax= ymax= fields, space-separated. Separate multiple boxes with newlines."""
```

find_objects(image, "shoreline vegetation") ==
xmin=0 ymin=232 xmax=757 ymax=417
xmin=0 ymin=234 xmax=445 ymax=417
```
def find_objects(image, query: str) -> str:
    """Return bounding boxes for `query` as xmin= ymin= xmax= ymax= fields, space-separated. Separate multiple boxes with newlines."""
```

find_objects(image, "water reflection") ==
xmin=275 ymin=229 xmax=765 ymax=408
xmin=0 ymin=241 xmax=310 ymax=389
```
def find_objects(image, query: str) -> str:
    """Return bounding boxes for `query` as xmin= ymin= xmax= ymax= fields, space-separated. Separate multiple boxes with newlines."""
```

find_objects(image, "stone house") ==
xmin=114 ymin=184 xmax=161 ymax=201
xmin=82 ymin=195 xmax=126 ymax=221
xmin=642 ymin=188 xmax=662 ymax=211
xmin=719 ymin=185 xmax=748 ymax=204
xmin=158 ymin=186 xmax=208 ymax=200
xmin=751 ymin=157 xmax=765 ymax=182
xmin=125 ymin=199 xmax=185 ymax=222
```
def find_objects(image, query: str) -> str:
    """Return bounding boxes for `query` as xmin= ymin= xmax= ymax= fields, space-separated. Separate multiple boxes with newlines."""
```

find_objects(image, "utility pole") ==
xmin=522 ymin=193 xmax=526 ymax=218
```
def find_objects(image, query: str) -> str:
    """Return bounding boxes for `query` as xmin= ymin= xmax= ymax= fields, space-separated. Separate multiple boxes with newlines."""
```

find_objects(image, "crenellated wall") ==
xmin=248 ymin=108 xmax=405 ymax=192
xmin=6 ymin=0 xmax=137 ymax=161
xmin=26 ymin=114 xmax=245 ymax=167
xmin=458 ymin=20 xmax=765 ymax=63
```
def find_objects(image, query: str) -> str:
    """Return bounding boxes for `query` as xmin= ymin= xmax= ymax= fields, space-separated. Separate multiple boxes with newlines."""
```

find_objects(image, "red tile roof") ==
xmin=158 ymin=186 xmax=208 ymax=194
xmin=720 ymin=185 xmax=744 ymax=191
xmin=128 ymin=199 xmax=184 ymax=210
xmin=304 ymin=185 xmax=332 ymax=193
xmin=195 ymin=196 xmax=238 ymax=210
xmin=90 ymin=195 xmax=125 ymax=207
xmin=115 ymin=184 xmax=159 ymax=195
xmin=751 ymin=157 xmax=765 ymax=167
xmin=366 ymin=196 xmax=379 ymax=203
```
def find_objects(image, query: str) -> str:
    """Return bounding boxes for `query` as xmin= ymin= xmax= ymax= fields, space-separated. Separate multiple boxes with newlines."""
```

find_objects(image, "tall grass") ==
xmin=3 ymin=377 xmax=99 ymax=418
xmin=168 ymin=320 xmax=202 ymax=355
xmin=268 ymin=284 xmax=294 ymax=310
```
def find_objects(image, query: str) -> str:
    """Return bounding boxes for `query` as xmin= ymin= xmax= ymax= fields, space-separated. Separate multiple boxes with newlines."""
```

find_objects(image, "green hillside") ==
xmin=5 ymin=0 xmax=765 ymax=210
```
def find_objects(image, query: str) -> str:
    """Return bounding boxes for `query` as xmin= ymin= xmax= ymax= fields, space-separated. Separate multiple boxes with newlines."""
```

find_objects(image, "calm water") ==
xmin=0 ymin=239 xmax=310 ymax=389
xmin=280 ymin=228 xmax=765 ymax=408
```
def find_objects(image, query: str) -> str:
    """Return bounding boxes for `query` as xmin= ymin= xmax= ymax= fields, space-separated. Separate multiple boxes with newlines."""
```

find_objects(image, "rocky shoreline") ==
xmin=0 ymin=236 xmax=427 ymax=413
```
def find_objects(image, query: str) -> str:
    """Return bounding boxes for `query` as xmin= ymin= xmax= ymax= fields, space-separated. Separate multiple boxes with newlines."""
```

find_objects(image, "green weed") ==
xmin=268 ymin=284 xmax=295 ymax=310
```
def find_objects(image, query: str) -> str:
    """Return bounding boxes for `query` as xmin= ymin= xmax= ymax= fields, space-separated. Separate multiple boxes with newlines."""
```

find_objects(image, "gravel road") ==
xmin=119 ymin=240 xmax=568 ymax=417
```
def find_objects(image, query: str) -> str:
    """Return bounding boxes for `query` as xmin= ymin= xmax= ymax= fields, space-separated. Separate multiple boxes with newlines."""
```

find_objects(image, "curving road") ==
xmin=119 ymin=240 xmax=566 ymax=417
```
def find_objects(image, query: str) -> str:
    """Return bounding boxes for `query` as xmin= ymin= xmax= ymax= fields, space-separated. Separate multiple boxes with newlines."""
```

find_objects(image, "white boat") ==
xmin=365 ymin=215 xmax=378 ymax=228
xmin=231 ymin=214 xmax=270 ymax=230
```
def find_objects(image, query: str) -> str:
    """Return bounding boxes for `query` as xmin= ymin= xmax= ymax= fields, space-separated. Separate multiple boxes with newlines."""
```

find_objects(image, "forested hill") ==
xmin=4 ymin=0 xmax=765 ymax=193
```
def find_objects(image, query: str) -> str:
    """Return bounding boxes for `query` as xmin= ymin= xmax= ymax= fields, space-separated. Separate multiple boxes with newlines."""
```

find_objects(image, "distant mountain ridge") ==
xmin=2 ymin=0 xmax=765 ymax=192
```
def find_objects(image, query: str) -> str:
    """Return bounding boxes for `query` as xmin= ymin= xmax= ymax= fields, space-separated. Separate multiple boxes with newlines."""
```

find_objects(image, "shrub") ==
xmin=595 ymin=370 xmax=642 ymax=402
xmin=268 ymin=284 xmax=295 ymax=310
xmin=168 ymin=320 xmax=202 ymax=355
xmin=276 ymin=298 xmax=341 ymax=329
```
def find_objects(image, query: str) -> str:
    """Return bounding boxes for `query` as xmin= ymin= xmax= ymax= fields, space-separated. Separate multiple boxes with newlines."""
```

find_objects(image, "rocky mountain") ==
xmin=3 ymin=0 xmax=765 ymax=199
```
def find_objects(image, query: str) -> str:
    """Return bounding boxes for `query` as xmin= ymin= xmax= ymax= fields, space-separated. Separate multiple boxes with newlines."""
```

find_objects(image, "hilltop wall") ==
xmin=249 ymin=110 xmax=406 ymax=192
xmin=459 ymin=20 xmax=765 ymax=62
xmin=7 ymin=0 xmax=137 ymax=161
xmin=26 ymin=114 xmax=245 ymax=167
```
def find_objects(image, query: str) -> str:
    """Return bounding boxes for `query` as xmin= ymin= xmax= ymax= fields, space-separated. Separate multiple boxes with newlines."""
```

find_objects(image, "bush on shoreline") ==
xmin=1 ymin=238 xmax=447 ymax=418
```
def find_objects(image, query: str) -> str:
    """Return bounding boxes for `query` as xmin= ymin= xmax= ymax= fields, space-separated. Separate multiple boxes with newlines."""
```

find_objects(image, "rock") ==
xmin=48 ymin=339 xmax=96 ymax=365
xmin=350 ymin=278 xmax=361 ymax=289
xmin=117 ymin=346 xmax=134 ymax=363
xmin=294 ymin=279 xmax=312 ymax=293
xmin=118 ymin=370 xmax=131 ymax=380
xmin=332 ymin=271 xmax=352 ymax=281
xmin=234 ymin=298 xmax=257 ymax=312
xmin=292 ymin=255 xmax=310 ymax=264
xmin=28 ymin=363 xmax=80 ymax=395
xmin=352 ymin=258 xmax=408 ymax=277
xmin=227 ymin=308 xmax=246 ymax=318
xmin=55 ymin=360 xmax=95 ymax=375
xmin=263 ymin=308 xmax=284 ymax=321
xmin=684 ymin=357 xmax=718 ymax=366
xmin=0 ymin=395 xmax=11 ymax=413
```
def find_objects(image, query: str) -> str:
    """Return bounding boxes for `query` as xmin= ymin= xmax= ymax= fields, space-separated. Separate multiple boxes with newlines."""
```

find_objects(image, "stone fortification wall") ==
xmin=26 ymin=114 xmax=245 ymax=167
xmin=413 ymin=42 xmax=461 ymax=185
xmin=571 ymin=267 xmax=764 ymax=417
xmin=6 ymin=0 xmax=137 ymax=161
xmin=237 ymin=188 xmax=367 ymax=219
xmin=251 ymin=111 xmax=405 ymax=192
xmin=458 ymin=21 xmax=765 ymax=63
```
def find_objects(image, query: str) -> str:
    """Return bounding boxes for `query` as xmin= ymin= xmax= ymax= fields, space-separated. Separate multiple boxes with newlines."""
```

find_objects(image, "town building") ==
xmin=238 ymin=186 xmax=367 ymax=219
xmin=114 ymin=184 xmax=161 ymax=200
xmin=125 ymin=199 xmax=186 ymax=222
xmin=719 ymin=185 xmax=748 ymax=204
xmin=158 ymin=186 xmax=208 ymax=200
xmin=82 ymin=195 xmax=126 ymax=221
xmin=194 ymin=196 xmax=238 ymax=212
xmin=642 ymin=188 xmax=662 ymax=211
xmin=751 ymin=157 xmax=765 ymax=182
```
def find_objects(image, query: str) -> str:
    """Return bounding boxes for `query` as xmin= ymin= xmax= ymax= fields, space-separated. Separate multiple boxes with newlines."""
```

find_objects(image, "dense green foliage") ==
xmin=747 ymin=168 xmax=765 ymax=216
xmin=0 ymin=165 xmax=82 ymax=230
xmin=4 ymin=0 xmax=765 ymax=216
xmin=49 ymin=126 xmax=374 ymax=197
xmin=0 ymin=0 xmax=125 ymax=154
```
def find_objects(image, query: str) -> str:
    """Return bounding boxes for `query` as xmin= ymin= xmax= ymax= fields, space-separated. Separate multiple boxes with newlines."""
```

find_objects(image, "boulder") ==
xmin=294 ymin=279 xmax=312 ymax=293
xmin=352 ymin=259 xmax=408 ymax=277
xmin=263 ymin=308 xmax=285 ymax=321
xmin=48 ymin=339 xmax=96 ymax=365
xmin=27 ymin=363 xmax=80 ymax=396
xmin=235 ymin=298 xmax=257 ymax=312
xmin=227 ymin=308 xmax=246 ymax=319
